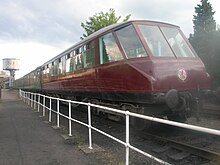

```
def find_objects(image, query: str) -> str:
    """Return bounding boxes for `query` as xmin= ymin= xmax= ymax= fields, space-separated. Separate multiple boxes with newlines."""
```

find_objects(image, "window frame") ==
xmin=83 ymin=41 xmax=96 ymax=68
xmin=115 ymin=24 xmax=148 ymax=59
xmin=99 ymin=32 xmax=124 ymax=65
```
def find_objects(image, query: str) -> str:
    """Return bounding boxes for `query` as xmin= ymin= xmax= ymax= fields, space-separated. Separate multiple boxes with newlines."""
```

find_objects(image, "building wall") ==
xmin=0 ymin=70 xmax=9 ymax=88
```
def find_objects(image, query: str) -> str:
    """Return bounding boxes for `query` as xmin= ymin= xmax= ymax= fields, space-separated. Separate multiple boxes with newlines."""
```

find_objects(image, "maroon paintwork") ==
xmin=43 ymin=21 xmax=210 ymax=102
xmin=16 ymin=20 xmax=211 ymax=106
xmin=151 ymin=58 xmax=210 ymax=92
xmin=42 ymin=57 xmax=210 ymax=93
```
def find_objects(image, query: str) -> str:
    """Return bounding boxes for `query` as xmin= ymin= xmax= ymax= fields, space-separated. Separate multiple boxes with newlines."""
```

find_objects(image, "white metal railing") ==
xmin=19 ymin=90 xmax=220 ymax=165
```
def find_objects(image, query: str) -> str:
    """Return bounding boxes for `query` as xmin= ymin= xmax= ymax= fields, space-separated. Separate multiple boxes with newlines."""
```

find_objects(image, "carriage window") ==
xmin=46 ymin=65 xmax=49 ymax=74
xmin=66 ymin=54 xmax=73 ymax=73
xmin=43 ymin=67 xmax=46 ymax=75
xmin=73 ymin=49 xmax=83 ymax=71
xmin=139 ymin=25 xmax=175 ymax=57
xmin=161 ymin=27 xmax=195 ymax=57
xmin=83 ymin=41 xmax=95 ymax=68
xmin=99 ymin=33 xmax=123 ymax=64
xmin=53 ymin=60 xmax=58 ymax=75
xmin=49 ymin=63 xmax=54 ymax=76
xmin=59 ymin=60 xmax=62 ymax=74
xmin=116 ymin=25 xmax=147 ymax=58
xmin=62 ymin=56 xmax=66 ymax=73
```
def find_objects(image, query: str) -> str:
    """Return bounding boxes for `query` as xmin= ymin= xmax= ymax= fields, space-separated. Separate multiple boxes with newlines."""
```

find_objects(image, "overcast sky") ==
xmin=0 ymin=0 xmax=219 ymax=79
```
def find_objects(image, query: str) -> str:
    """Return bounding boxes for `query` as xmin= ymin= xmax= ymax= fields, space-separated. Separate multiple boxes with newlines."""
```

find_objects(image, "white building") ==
xmin=0 ymin=70 xmax=9 ymax=88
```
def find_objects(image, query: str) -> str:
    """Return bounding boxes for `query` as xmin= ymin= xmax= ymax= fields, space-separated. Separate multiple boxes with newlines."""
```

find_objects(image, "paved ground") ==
xmin=0 ymin=89 xmax=102 ymax=165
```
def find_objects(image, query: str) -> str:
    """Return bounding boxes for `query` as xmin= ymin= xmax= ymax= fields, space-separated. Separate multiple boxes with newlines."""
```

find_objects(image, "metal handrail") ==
xmin=19 ymin=90 xmax=220 ymax=165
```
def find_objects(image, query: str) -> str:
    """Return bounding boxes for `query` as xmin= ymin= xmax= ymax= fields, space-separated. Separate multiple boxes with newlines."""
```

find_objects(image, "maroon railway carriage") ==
xmin=16 ymin=20 xmax=212 ymax=128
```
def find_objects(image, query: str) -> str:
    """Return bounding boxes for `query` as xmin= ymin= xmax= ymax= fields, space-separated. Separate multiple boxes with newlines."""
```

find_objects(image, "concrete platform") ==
xmin=79 ymin=144 xmax=105 ymax=154
xmin=0 ymin=89 xmax=102 ymax=165
xmin=0 ymin=89 xmax=20 ymax=101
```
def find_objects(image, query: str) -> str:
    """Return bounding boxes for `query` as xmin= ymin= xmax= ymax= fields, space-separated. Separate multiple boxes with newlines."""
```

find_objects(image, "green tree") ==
xmin=190 ymin=0 xmax=216 ymax=54
xmin=81 ymin=8 xmax=131 ymax=39
xmin=193 ymin=0 xmax=216 ymax=35
xmin=210 ymin=29 xmax=220 ymax=88
xmin=189 ymin=0 xmax=220 ymax=88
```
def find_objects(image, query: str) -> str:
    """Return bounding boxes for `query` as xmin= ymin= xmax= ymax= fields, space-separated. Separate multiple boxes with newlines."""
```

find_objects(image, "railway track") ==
xmin=202 ymin=103 xmax=220 ymax=117
xmin=142 ymin=132 xmax=220 ymax=162
xmin=133 ymin=123 xmax=220 ymax=164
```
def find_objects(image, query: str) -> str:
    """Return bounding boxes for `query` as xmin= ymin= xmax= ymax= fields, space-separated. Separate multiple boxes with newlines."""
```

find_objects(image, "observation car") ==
xmin=14 ymin=20 xmax=214 ymax=129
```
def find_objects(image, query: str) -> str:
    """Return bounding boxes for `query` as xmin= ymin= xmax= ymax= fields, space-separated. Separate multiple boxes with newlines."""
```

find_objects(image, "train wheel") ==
xmin=122 ymin=105 xmax=151 ymax=131
xmin=130 ymin=116 xmax=151 ymax=131
xmin=89 ymin=99 xmax=99 ymax=115
xmin=167 ymin=114 xmax=187 ymax=123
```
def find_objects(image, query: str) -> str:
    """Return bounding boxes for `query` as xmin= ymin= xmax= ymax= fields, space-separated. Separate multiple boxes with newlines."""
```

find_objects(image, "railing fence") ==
xmin=19 ymin=90 xmax=220 ymax=165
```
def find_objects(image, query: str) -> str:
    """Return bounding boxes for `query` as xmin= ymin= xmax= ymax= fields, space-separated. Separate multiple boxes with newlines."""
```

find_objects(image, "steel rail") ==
xmin=143 ymin=132 xmax=220 ymax=161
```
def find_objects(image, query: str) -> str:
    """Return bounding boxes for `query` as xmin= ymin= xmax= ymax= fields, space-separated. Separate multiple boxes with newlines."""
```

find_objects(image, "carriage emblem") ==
xmin=178 ymin=69 xmax=187 ymax=81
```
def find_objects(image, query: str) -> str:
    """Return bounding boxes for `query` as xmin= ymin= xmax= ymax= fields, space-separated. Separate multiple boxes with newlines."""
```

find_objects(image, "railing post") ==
xmin=34 ymin=93 xmax=36 ymax=109
xmin=21 ymin=90 xmax=23 ymax=101
xmin=30 ymin=93 xmax=33 ymax=108
xmin=68 ymin=100 xmax=72 ymax=137
xmin=49 ymin=97 xmax=52 ymax=122
xmin=125 ymin=111 xmax=130 ymax=165
xmin=43 ymin=95 xmax=45 ymax=117
xmin=32 ymin=93 xmax=34 ymax=109
xmin=57 ymin=98 xmax=60 ymax=128
xmin=28 ymin=93 xmax=30 ymax=106
xmin=88 ymin=103 xmax=93 ymax=149
xmin=38 ymin=94 xmax=40 ymax=112
xmin=23 ymin=91 xmax=24 ymax=100
xmin=20 ymin=90 xmax=22 ymax=100
xmin=29 ymin=92 xmax=31 ymax=105
xmin=32 ymin=93 xmax=33 ymax=108
xmin=32 ymin=93 xmax=34 ymax=108
xmin=30 ymin=93 xmax=34 ymax=108
xmin=26 ymin=92 xmax=27 ymax=104
xmin=19 ymin=89 xmax=21 ymax=98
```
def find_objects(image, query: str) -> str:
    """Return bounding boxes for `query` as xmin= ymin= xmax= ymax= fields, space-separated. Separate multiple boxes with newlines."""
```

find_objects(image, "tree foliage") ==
xmin=81 ymin=8 xmax=131 ymax=39
xmin=193 ymin=0 xmax=216 ymax=34
xmin=189 ymin=0 xmax=220 ymax=88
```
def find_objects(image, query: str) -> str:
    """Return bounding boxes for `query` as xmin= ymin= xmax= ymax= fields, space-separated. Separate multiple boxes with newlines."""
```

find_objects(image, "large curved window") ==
xmin=161 ymin=27 xmax=195 ymax=57
xmin=116 ymin=25 xmax=147 ymax=58
xmin=139 ymin=25 xmax=175 ymax=57
xmin=99 ymin=33 xmax=123 ymax=64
